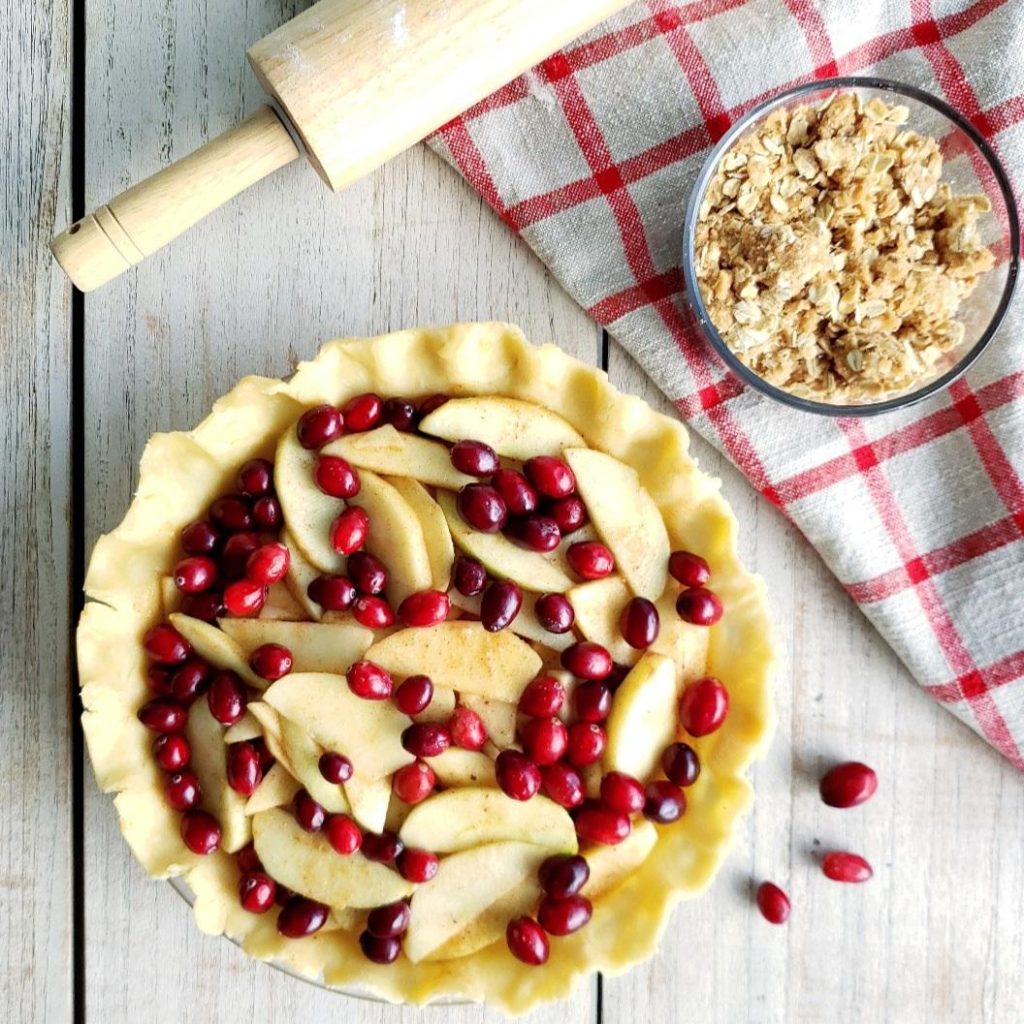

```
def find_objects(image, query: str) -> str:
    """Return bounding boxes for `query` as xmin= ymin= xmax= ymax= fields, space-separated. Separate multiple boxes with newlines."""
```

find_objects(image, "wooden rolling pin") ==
xmin=51 ymin=0 xmax=629 ymax=292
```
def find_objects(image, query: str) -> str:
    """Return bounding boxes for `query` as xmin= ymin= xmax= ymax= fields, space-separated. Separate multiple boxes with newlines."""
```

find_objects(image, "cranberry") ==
xmin=137 ymin=698 xmax=187 ymax=733
xmin=534 ymin=593 xmax=575 ymax=634
xmin=227 ymin=742 xmax=263 ymax=797
xmin=181 ymin=520 xmax=221 ymax=556
xmin=318 ymin=751 xmax=353 ymax=784
xmin=519 ymin=675 xmax=566 ymax=717
xmin=392 ymin=761 xmax=436 ymax=804
xmin=361 ymin=831 xmax=403 ymax=863
xmin=308 ymin=574 xmax=356 ymax=611
xmin=314 ymin=455 xmax=360 ymax=498
xmin=679 ymin=677 xmax=729 ymax=737
xmin=252 ymin=495 xmax=282 ymax=530
xmin=359 ymin=931 xmax=401 ymax=964
xmin=662 ymin=742 xmax=701 ymax=787
xmin=453 ymin=556 xmax=487 ymax=596
xmin=381 ymin=397 xmax=416 ymax=432
xmin=600 ymin=771 xmax=645 ymax=814
xmin=520 ymin=716 xmax=568 ymax=766
xmin=480 ymin=580 xmax=522 ymax=632
xmin=223 ymin=579 xmax=267 ymax=617
xmin=277 ymin=896 xmax=329 ymax=937
xmin=207 ymin=671 xmax=247 ymax=726
xmin=293 ymin=790 xmax=326 ymax=832
xmin=394 ymin=675 xmax=434 ymax=716
xmin=573 ymin=680 xmax=612 ymax=722
xmin=251 ymin=737 xmax=274 ymax=774
xmin=347 ymin=660 xmax=393 ymax=700
xmin=236 ymin=458 xmax=273 ymax=497
xmin=451 ymin=439 xmax=499 ymax=477
xmin=367 ymin=901 xmax=411 ymax=939
xmin=566 ymin=723 xmax=606 ymax=766
xmin=619 ymin=597 xmax=660 ymax=649
xmin=507 ymin=916 xmax=549 ymax=965
xmin=239 ymin=871 xmax=276 ymax=913
xmin=540 ymin=762 xmax=584 ymax=809
xmin=416 ymin=393 xmax=448 ymax=419
xmin=401 ymin=723 xmax=450 ymax=758
xmin=246 ymin=542 xmax=290 ymax=584
xmin=548 ymin=495 xmax=587 ymax=534
xmin=297 ymin=405 xmax=343 ymax=449
xmin=153 ymin=733 xmax=190 ymax=772
xmin=669 ymin=550 xmax=710 ymax=588
xmin=348 ymin=551 xmax=387 ymax=595
xmin=756 ymin=881 xmax=791 ymax=924
xmin=174 ymin=556 xmax=217 ymax=594
xmin=165 ymin=770 xmax=201 ymax=811
xmin=496 ymin=750 xmax=542 ymax=801
xmin=643 ymin=780 xmax=686 ymax=823
xmin=456 ymin=483 xmax=507 ymax=533
xmin=524 ymin=456 xmax=575 ymax=499
xmin=399 ymin=589 xmax=450 ymax=627
xmin=822 ymin=851 xmax=873 ymax=883
xmin=574 ymin=805 xmax=630 ymax=845
xmin=342 ymin=393 xmax=382 ymax=432
xmin=220 ymin=532 xmax=262 ymax=579
xmin=353 ymin=595 xmax=395 ymax=629
xmin=506 ymin=515 xmax=561 ymax=553
xmin=561 ymin=641 xmax=613 ymax=680
xmin=819 ymin=762 xmax=878 ymax=809
xmin=143 ymin=624 xmax=191 ymax=665
xmin=273 ymin=884 xmax=294 ymax=907
xmin=170 ymin=660 xmax=210 ymax=703
xmin=180 ymin=591 xmax=225 ymax=623
xmin=146 ymin=665 xmax=173 ymax=695
xmin=448 ymin=707 xmax=487 ymax=750
xmin=539 ymin=853 xmax=590 ymax=899
xmin=491 ymin=468 xmax=538 ymax=516
xmin=250 ymin=643 xmax=293 ymax=681
xmin=538 ymin=894 xmax=592 ymax=936
xmin=236 ymin=842 xmax=262 ymax=874
xmin=325 ymin=814 xmax=362 ymax=855
xmin=397 ymin=847 xmax=439 ymax=883
xmin=211 ymin=495 xmax=254 ymax=533
xmin=330 ymin=506 xmax=370 ymax=556
xmin=566 ymin=541 xmax=614 ymax=580
xmin=676 ymin=587 xmax=723 ymax=626
xmin=180 ymin=810 xmax=222 ymax=855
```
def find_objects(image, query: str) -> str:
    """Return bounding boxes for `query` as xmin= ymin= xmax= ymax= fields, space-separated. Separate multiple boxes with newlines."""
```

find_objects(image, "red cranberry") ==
xmin=174 ymin=556 xmax=217 ymax=594
xmin=401 ymin=723 xmax=450 ymax=758
xmin=180 ymin=591 xmax=225 ymax=623
xmin=822 ymin=851 xmax=873 ymax=883
xmin=236 ymin=842 xmax=262 ymax=874
xmin=308 ymin=574 xmax=356 ymax=611
xmin=220 ymin=532 xmax=262 ymax=579
xmin=676 ymin=587 xmax=723 ymax=626
xmin=342 ymin=393 xmax=382 ymax=432
xmin=293 ymin=790 xmax=326 ymax=832
xmin=819 ymin=762 xmax=878 ymax=809
xmin=506 ymin=916 xmax=548 ymax=965
xmin=451 ymin=439 xmax=499 ymax=477
xmin=251 ymin=736 xmax=274 ymax=774
xmin=227 ymin=742 xmax=263 ymax=797
xmin=273 ymin=884 xmax=294 ymax=907
xmin=153 ymin=733 xmax=190 ymax=772
xmin=361 ymin=831 xmax=403 ymax=863
xmin=548 ymin=495 xmax=587 ymax=534
xmin=524 ymin=456 xmax=575 ymax=499
xmin=397 ymin=847 xmax=438 ymax=883
xmin=601 ymin=771 xmax=645 ymax=814
xmin=238 ymin=871 xmax=276 ymax=913
xmin=180 ymin=810 xmax=221 ymax=855
xmin=561 ymin=641 xmax=613 ymax=680
xmin=398 ymin=589 xmax=450 ymax=627
xmin=325 ymin=814 xmax=362 ymax=855
xmin=210 ymin=495 xmax=253 ymax=533
xmin=456 ymin=484 xmax=507 ymax=533
xmin=137 ymin=698 xmax=187 ymax=733
xmin=297 ymin=405 xmax=343 ymax=449
xmin=394 ymin=675 xmax=434 ymax=716
xmin=575 ymin=805 xmax=630 ymax=845
xmin=143 ymin=624 xmax=191 ymax=665
xmin=520 ymin=716 xmax=568 ymax=766
xmin=277 ymin=896 xmax=329 ymax=937
xmin=164 ymin=770 xmax=201 ymax=811
xmin=347 ymin=660 xmax=393 ymax=700
xmin=318 ymin=751 xmax=353 ymax=784
xmin=540 ymin=762 xmax=584 ymax=809
xmin=237 ymin=458 xmax=274 ymax=497
xmin=619 ymin=597 xmax=660 ymax=649
xmin=315 ymin=455 xmax=360 ymax=498
xmin=348 ymin=551 xmax=387 ymax=595
xmin=367 ymin=901 xmax=411 ymax=939
xmin=246 ymin=542 xmax=290 ymax=584
xmin=252 ymin=495 xmax=282 ymax=530
xmin=223 ymin=579 xmax=267 ymax=617
xmin=392 ymin=761 xmax=436 ymax=804
xmin=146 ymin=665 xmax=173 ymax=695
xmin=480 ymin=580 xmax=522 ymax=632
xmin=448 ymin=707 xmax=487 ymax=750
xmin=506 ymin=515 xmax=561 ymax=553
xmin=416 ymin=393 xmax=448 ymax=419
xmin=539 ymin=853 xmax=589 ymax=898
xmin=573 ymin=680 xmax=612 ymax=722
xmin=181 ymin=520 xmax=221 ymax=556
xmin=496 ymin=750 xmax=541 ymax=801
xmin=381 ymin=397 xmax=416 ymax=432
xmin=756 ymin=881 xmax=791 ymax=924
xmin=669 ymin=550 xmax=711 ymax=588
xmin=353 ymin=594 xmax=395 ymax=629
xmin=330 ymin=506 xmax=370 ymax=556
xmin=679 ymin=677 xmax=729 ymax=737
xmin=662 ymin=742 xmax=701 ymax=787
xmin=643 ymin=780 xmax=686 ymax=823
xmin=519 ymin=675 xmax=566 ymax=717
xmin=566 ymin=723 xmax=606 ymax=766
xmin=491 ymin=468 xmax=538 ymax=516
xmin=170 ymin=660 xmax=210 ymax=703
xmin=207 ymin=671 xmax=247 ymax=726
xmin=534 ymin=593 xmax=575 ymax=634
xmin=453 ymin=556 xmax=487 ymax=596
xmin=567 ymin=541 xmax=614 ymax=580
xmin=359 ymin=931 xmax=401 ymax=964
xmin=538 ymin=894 xmax=592 ymax=935
xmin=250 ymin=643 xmax=293 ymax=681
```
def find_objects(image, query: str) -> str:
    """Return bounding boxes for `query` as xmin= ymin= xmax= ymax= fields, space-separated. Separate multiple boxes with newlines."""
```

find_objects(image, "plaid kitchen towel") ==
xmin=426 ymin=0 xmax=1024 ymax=769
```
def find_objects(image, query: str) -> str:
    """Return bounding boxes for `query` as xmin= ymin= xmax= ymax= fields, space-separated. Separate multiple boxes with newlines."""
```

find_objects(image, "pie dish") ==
xmin=78 ymin=322 xmax=773 ymax=1013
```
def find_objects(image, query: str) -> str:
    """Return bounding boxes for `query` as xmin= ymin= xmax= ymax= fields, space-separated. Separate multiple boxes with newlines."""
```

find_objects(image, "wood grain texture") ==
xmin=0 ymin=1 xmax=74 ymax=1022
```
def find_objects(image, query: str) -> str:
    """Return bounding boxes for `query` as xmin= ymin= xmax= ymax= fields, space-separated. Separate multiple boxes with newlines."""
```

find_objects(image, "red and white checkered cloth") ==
xmin=426 ymin=0 xmax=1024 ymax=769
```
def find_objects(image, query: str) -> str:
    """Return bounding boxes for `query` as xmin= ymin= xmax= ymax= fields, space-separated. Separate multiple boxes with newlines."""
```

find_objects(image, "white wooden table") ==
xmin=5 ymin=1 xmax=1023 ymax=1021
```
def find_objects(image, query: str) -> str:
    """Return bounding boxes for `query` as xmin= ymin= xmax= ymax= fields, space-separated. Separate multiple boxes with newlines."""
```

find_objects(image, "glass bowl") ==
xmin=681 ymin=77 xmax=1020 ymax=416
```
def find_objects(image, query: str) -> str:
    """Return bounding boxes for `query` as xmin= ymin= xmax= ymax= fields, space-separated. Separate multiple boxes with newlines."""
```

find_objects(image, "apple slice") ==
xmin=279 ymin=718 xmax=350 ymax=813
xmin=252 ymin=807 xmax=412 ymax=908
xmin=413 ymin=685 xmax=456 ymax=725
xmin=324 ymin=425 xmax=474 ymax=490
xmin=168 ymin=613 xmax=261 ymax=688
xmin=366 ymin=622 xmax=542 ymax=703
xmin=585 ymin=817 xmax=658 ymax=900
xmin=282 ymin=528 xmax=324 ymax=621
xmin=245 ymin=763 xmax=301 ymax=815
xmin=580 ymin=761 xmax=603 ymax=800
xmin=384 ymin=793 xmax=413 ymax=834
xmin=159 ymin=576 xmax=179 ymax=616
xmin=425 ymin=748 xmax=498 ymax=789
xmin=385 ymin=475 xmax=455 ymax=592
xmin=262 ymin=673 xmax=413 ymax=782
xmin=405 ymin=841 xmax=550 ymax=962
xmin=651 ymin=591 xmax=710 ymax=683
xmin=448 ymin=589 xmax=576 ymax=652
xmin=343 ymin=774 xmax=393 ymax=832
xmin=604 ymin=652 xmax=677 ymax=781
xmin=186 ymin=699 xmax=251 ymax=853
xmin=457 ymin=694 xmax=517 ymax=749
xmin=223 ymin=710 xmax=262 ymax=744
xmin=399 ymin=788 xmax=577 ymax=855
xmin=217 ymin=618 xmax=373 ymax=675
xmin=563 ymin=448 xmax=669 ymax=601
xmin=260 ymin=582 xmax=306 ymax=621
xmin=246 ymin=702 xmax=293 ymax=774
xmin=418 ymin=397 xmax=585 ymax=459
xmin=568 ymin=576 xmax=640 ymax=667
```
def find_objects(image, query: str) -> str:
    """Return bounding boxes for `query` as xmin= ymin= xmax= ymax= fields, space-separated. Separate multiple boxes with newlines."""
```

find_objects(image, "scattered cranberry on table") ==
xmin=822 ymin=851 xmax=873 ymax=883
xmin=756 ymin=882 xmax=791 ymax=924
xmin=819 ymin=761 xmax=878 ymax=809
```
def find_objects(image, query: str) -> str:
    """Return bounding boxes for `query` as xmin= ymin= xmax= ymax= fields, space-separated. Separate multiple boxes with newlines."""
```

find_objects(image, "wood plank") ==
xmin=0 ymin=1 xmax=74 ymax=1021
